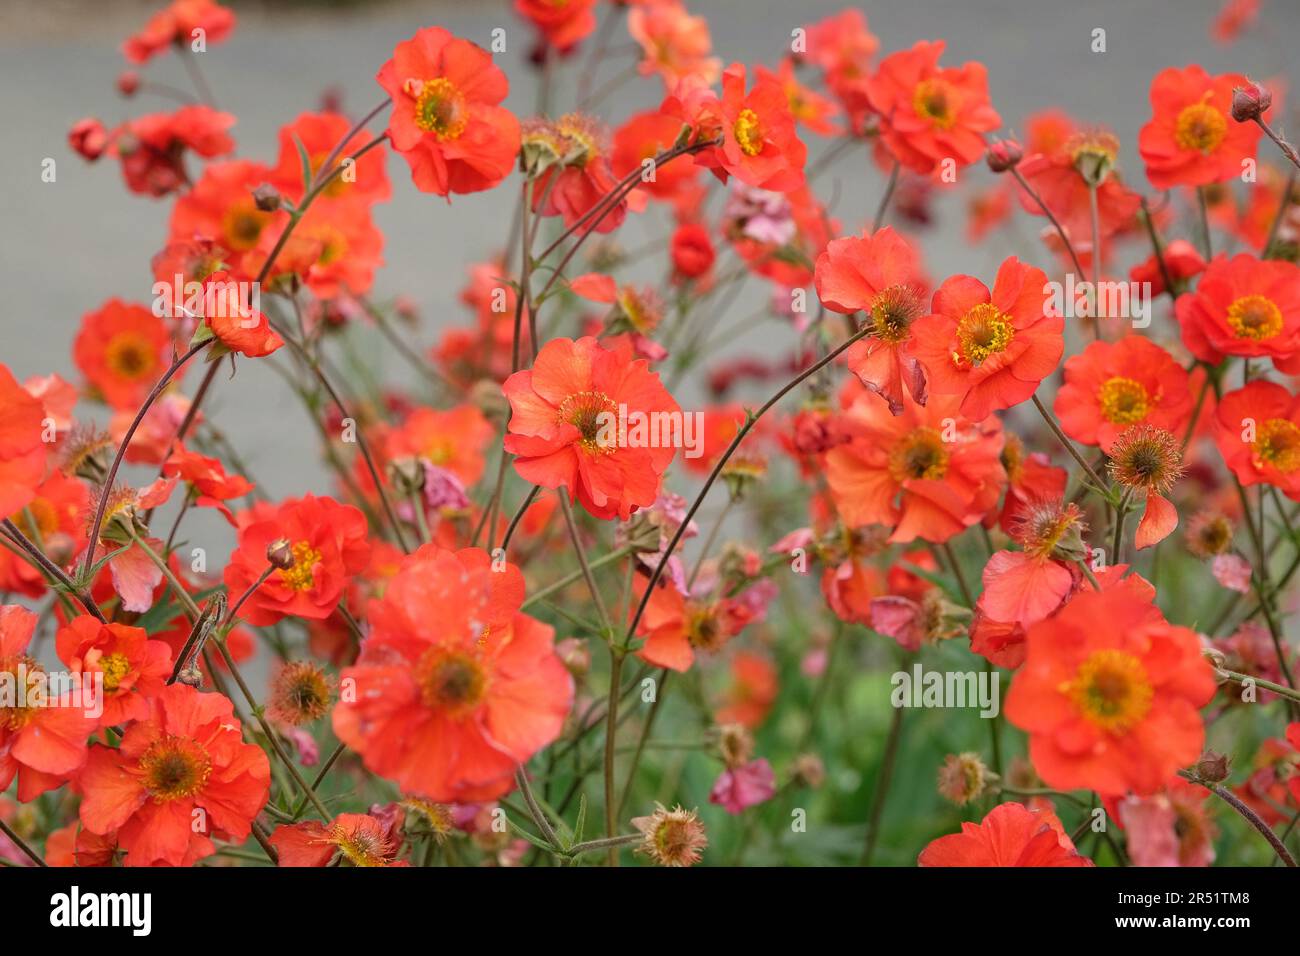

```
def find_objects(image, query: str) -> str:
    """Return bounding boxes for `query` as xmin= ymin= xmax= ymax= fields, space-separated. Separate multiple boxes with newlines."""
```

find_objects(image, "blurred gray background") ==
xmin=1 ymin=0 xmax=1296 ymax=509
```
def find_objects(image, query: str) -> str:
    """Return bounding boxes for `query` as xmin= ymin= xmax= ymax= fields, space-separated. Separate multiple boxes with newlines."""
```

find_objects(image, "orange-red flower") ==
xmin=0 ymin=470 xmax=87 ymax=598
xmin=78 ymin=684 xmax=270 ymax=867
xmin=503 ymin=336 xmax=680 ymax=520
xmin=0 ymin=365 xmax=51 ymax=519
xmin=270 ymin=812 xmax=406 ymax=867
xmin=383 ymin=404 xmax=493 ymax=488
xmin=222 ymin=494 xmax=371 ymax=626
xmin=123 ymin=0 xmax=236 ymax=64
xmin=73 ymin=299 xmax=174 ymax=410
xmin=918 ymin=802 xmax=1093 ymax=867
xmin=1129 ymin=238 xmax=1206 ymax=297
xmin=162 ymin=442 xmax=254 ymax=522
xmin=1175 ymin=253 xmax=1300 ymax=369
xmin=56 ymin=616 xmax=172 ymax=728
xmin=515 ymin=0 xmax=597 ymax=52
xmin=169 ymin=159 xmax=275 ymax=281
xmin=633 ymin=577 xmax=754 ymax=672
xmin=993 ymin=433 xmax=1067 ymax=533
xmin=0 ymin=606 xmax=96 ymax=801
xmin=269 ymin=111 xmax=391 ymax=206
xmin=814 ymin=226 xmax=930 ymax=414
xmin=627 ymin=0 xmax=720 ymax=88
xmin=714 ymin=650 xmax=778 ymax=728
xmin=110 ymin=104 xmax=236 ymax=197
xmin=525 ymin=114 xmax=627 ymax=235
xmin=1004 ymin=586 xmax=1216 ymax=795
xmin=1215 ymin=380 xmax=1300 ymax=500
xmin=1055 ymin=336 xmax=1194 ymax=453
xmin=1014 ymin=123 xmax=1142 ymax=243
xmin=192 ymin=270 xmax=284 ymax=357
xmin=865 ymin=40 xmax=1000 ymax=175
xmin=757 ymin=58 xmax=840 ymax=136
xmin=377 ymin=27 xmax=521 ymax=197
xmin=699 ymin=63 xmax=807 ymax=194
xmin=333 ymin=545 xmax=573 ymax=802
xmin=1139 ymin=65 xmax=1262 ymax=190
xmin=798 ymin=10 xmax=879 ymax=132
xmin=910 ymin=258 xmax=1063 ymax=422
xmin=826 ymin=390 xmax=1004 ymax=543
xmin=612 ymin=109 xmax=703 ymax=209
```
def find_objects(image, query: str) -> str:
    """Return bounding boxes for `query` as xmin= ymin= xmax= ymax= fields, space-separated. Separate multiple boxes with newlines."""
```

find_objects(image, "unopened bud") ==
xmin=68 ymin=118 xmax=110 ymax=161
xmin=985 ymin=138 xmax=1023 ymax=173
xmin=267 ymin=538 xmax=294 ymax=570
xmin=116 ymin=71 xmax=140 ymax=97
xmin=1196 ymin=750 xmax=1230 ymax=783
xmin=555 ymin=637 xmax=590 ymax=677
xmin=253 ymin=183 xmax=282 ymax=212
xmin=469 ymin=378 xmax=510 ymax=423
xmin=386 ymin=456 xmax=425 ymax=496
xmin=1231 ymin=82 xmax=1272 ymax=123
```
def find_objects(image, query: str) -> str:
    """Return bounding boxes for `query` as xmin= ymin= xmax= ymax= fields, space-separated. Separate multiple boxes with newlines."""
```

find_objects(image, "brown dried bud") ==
xmin=386 ymin=456 xmax=425 ymax=495
xmin=790 ymin=753 xmax=826 ymax=790
xmin=267 ymin=538 xmax=295 ymax=570
xmin=253 ymin=183 xmax=282 ymax=212
xmin=469 ymin=378 xmax=510 ymax=423
xmin=1231 ymin=82 xmax=1272 ymax=123
xmin=985 ymin=138 xmax=1023 ymax=173
xmin=555 ymin=637 xmax=590 ymax=677
xmin=1196 ymin=750 xmax=1231 ymax=783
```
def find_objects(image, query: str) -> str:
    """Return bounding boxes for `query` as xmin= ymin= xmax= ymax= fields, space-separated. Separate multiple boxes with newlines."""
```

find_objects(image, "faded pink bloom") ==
xmin=709 ymin=757 xmax=776 ymax=814
xmin=1211 ymin=553 xmax=1251 ymax=593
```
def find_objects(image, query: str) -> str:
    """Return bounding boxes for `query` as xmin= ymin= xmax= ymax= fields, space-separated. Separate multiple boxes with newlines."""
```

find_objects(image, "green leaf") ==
xmin=293 ymin=133 xmax=314 ymax=194
xmin=506 ymin=819 xmax=556 ymax=854
xmin=572 ymin=793 xmax=587 ymax=847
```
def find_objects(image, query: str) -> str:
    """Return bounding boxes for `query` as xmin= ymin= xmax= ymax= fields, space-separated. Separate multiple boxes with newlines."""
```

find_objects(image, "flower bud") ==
xmin=985 ymin=138 xmax=1023 ymax=173
xmin=555 ymin=637 xmax=590 ymax=677
xmin=253 ymin=183 xmax=282 ymax=212
xmin=267 ymin=538 xmax=295 ymax=570
xmin=68 ymin=118 xmax=109 ymax=161
xmin=1231 ymin=82 xmax=1272 ymax=123
xmin=1196 ymin=750 xmax=1230 ymax=783
xmin=116 ymin=71 xmax=141 ymax=97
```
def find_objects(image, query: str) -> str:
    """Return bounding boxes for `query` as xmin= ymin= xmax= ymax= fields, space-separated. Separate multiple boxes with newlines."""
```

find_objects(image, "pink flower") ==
xmin=709 ymin=758 xmax=776 ymax=814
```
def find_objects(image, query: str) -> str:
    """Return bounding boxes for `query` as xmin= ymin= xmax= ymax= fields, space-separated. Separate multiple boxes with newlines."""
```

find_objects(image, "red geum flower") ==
xmin=826 ymin=390 xmax=1004 ymax=544
xmin=269 ymin=111 xmax=391 ymax=206
xmin=1055 ymin=336 xmax=1194 ymax=454
xmin=73 ymin=299 xmax=174 ymax=410
xmin=714 ymin=649 xmax=779 ymax=728
xmin=993 ymin=433 xmax=1067 ymax=533
xmin=189 ymin=269 xmax=283 ymax=357
xmin=0 ymin=606 xmax=96 ymax=801
xmin=0 ymin=470 xmax=87 ymax=598
xmin=524 ymin=114 xmax=627 ymax=235
xmin=1004 ymin=585 xmax=1216 ymax=796
xmin=699 ymin=63 xmax=807 ymax=194
xmin=503 ymin=336 xmax=680 ymax=520
xmin=270 ymin=813 xmax=407 ymax=867
xmin=515 ymin=0 xmax=598 ymax=52
xmin=670 ymin=223 xmax=715 ymax=279
xmin=918 ymin=802 xmax=1093 ymax=867
xmin=865 ymin=40 xmax=1000 ymax=175
xmin=123 ymin=0 xmax=236 ymax=65
xmin=633 ymin=576 xmax=754 ymax=672
xmin=627 ymin=0 xmax=720 ymax=89
xmin=0 ymin=364 xmax=50 ymax=518
xmin=169 ymin=159 xmax=276 ymax=281
xmin=1139 ymin=65 xmax=1262 ymax=190
xmin=1215 ymin=380 xmax=1300 ymax=500
xmin=162 ymin=442 xmax=254 ymax=523
xmin=111 ymin=104 xmax=235 ymax=197
xmin=612 ymin=109 xmax=703 ymax=209
xmin=814 ymin=226 xmax=930 ymax=414
xmin=977 ymin=501 xmax=1088 ymax=639
xmin=1175 ymin=253 xmax=1300 ymax=369
xmin=376 ymin=27 xmax=521 ymax=197
xmin=222 ymin=494 xmax=371 ymax=626
xmin=258 ymin=199 xmax=386 ymax=300
xmin=1014 ymin=124 xmax=1142 ymax=243
xmin=1129 ymin=238 xmax=1206 ymax=297
xmin=757 ymin=58 xmax=840 ymax=136
xmin=55 ymin=616 xmax=172 ymax=728
xmin=78 ymin=684 xmax=270 ymax=867
xmin=909 ymin=257 xmax=1064 ymax=422
xmin=333 ymin=545 xmax=573 ymax=802
xmin=69 ymin=118 xmax=110 ymax=161
xmin=383 ymin=403 xmax=494 ymax=488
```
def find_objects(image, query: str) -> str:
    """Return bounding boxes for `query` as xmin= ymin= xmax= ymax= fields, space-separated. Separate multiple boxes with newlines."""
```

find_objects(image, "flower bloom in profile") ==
xmin=631 ymin=803 xmax=707 ymax=867
xmin=909 ymin=257 xmax=1063 ymax=422
xmin=524 ymin=114 xmax=626 ymax=235
xmin=826 ymin=391 xmax=1004 ymax=543
xmin=1175 ymin=254 xmax=1300 ymax=370
xmin=1215 ymin=380 xmax=1300 ymax=500
xmin=710 ymin=757 xmax=776 ymax=815
xmin=699 ymin=63 xmax=807 ymax=194
xmin=1117 ymin=777 xmax=1217 ymax=867
xmin=376 ymin=27 xmax=521 ymax=196
xmin=627 ymin=0 xmax=720 ymax=88
xmin=1129 ymin=238 xmax=1206 ymax=297
xmin=1004 ymin=586 xmax=1216 ymax=796
xmin=162 ymin=442 xmax=254 ymax=523
xmin=1138 ymin=65 xmax=1262 ymax=189
xmin=107 ymin=105 xmax=236 ymax=197
xmin=332 ymin=546 xmax=573 ymax=802
xmin=73 ymin=299 xmax=173 ymax=410
xmin=1014 ymin=124 xmax=1142 ymax=244
xmin=0 ymin=365 xmax=50 ymax=518
xmin=0 ymin=606 xmax=96 ymax=801
xmin=865 ymin=39 xmax=1000 ymax=175
xmin=56 ymin=616 xmax=172 ymax=728
xmin=169 ymin=159 xmax=275 ymax=280
xmin=222 ymin=494 xmax=371 ymax=626
xmin=503 ymin=336 xmax=680 ymax=520
xmin=78 ymin=684 xmax=271 ymax=867
xmin=515 ymin=0 xmax=597 ymax=52
xmin=1055 ymin=336 xmax=1194 ymax=453
xmin=977 ymin=500 xmax=1088 ymax=638
xmin=918 ymin=802 xmax=1093 ymax=867
xmin=1108 ymin=423 xmax=1184 ymax=549
xmin=123 ymin=0 xmax=236 ymax=64
xmin=814 ymin=226 xmax=930 ymax=414
xmin=270 ymin=812 xmax=406 ymax=867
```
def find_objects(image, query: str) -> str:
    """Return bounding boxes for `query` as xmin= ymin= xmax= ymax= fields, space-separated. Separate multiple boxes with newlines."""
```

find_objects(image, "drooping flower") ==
xmin=993 ymin=432 xmax=1067 ymax=533
xmin=1055 ymin=336 xmax=1194 ymax=453
xmin=826 ymin=390 xmax=1004 ymax=544
xmin=709 ymin=757 xmax=776 ymax=814
xmin=909 ymin=257 xmax=1064 ymax=422
xmin=918 ymin=802 xmax=1093 ymax=867
xmin=222 ymin=494 xmax=371 ymax=626
xmin=162 ymin=442 xmax=254 ymax=523
xmin=123 ymin=0 xmax=236 ymax=65
xmin=78 ymin=684 xmax=271 ymax=867
xmin=1175 ymin=253 xmax=1300 ymax=370
xmin=1214 ymin=380 xmax=1300 ymax=500
xmin=865 ymin=40 xmax=1000 ymax=175
xmin=1108 ymin=424 xmax=1185 ymax=549
xmin=376 ymin=27 xmax=521 ymax=197
xmin=55 ymin=616 xmax=172 ymax=728
xmin=525 ymin=113 xmax=627 ymax=235
xmin=1139 ymin=65 xmax=1262 ymax=190
xmin=332 ymin=546 xmax=573 ymax=802
xmin=503 ymin=336 xmax=680 ymax=520
xmin=814 ymin=226 xmax=930 ymax=414
xmin=108 ymin=105 xmax=236 ymax=197
xmin=632 ymin=575 xmax=754 ymax=672
xmin=1004 ymin=586 xmax=1216 ymax=796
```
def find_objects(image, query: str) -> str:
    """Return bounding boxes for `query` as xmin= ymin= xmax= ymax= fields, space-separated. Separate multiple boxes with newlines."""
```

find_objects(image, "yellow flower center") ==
xmin=955 ymin=302 xmax=1015 ymax=366
xmin=733 ymin=108 xmax=764 ymax=156
xmin=889 ymin=427 xmax=950 ymax=482
xmin=686 ymin=606 xmax=725 ymax=651
xmin=1226 ymin=294 xmax=1283 ymax=341
xmin=912 ymin=78 xmax=957 ymax=129
xmin=139 ymin=736 xmax=212 ymax=801
xmin=418 ymin=650 xmax=487 ymax=716
xmin=104 ymin=332 xmax=157 ymax=381
xmin=332 ymin=824 xmax=391 ymax=867
xmin=1174 ymin=100 xmax=1228 ymax=153
xmin=1255 ymin=418 xmax=1300 ymax=473
xmin=278 ymin=540 xmax=322 ymax=592
xmin=1066 ymin=649 xmax=1153 ymax=734
xmin=0 ymin=656 xmax=41 ymax=731
xmin=221 ymin=200 xmax=268 ymax=252
xmin=100 ymin=652 xmax=131 ymax=692
xmin=557 ymin=390 xmax=617 ymax=455
xmin=410 ymin=77 xmax=468 ymax=140
xmin=1098 ymin=376 xmax=1151 ymax=425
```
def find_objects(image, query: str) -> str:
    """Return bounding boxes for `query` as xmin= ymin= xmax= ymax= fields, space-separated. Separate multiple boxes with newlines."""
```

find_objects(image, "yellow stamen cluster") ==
xmin=1225 ymin=294 xmax=1283 ymax=341
xmin=1097 ymin=376 xmax=1151 ymax=425
xmin=1065 ymin=649 xmax=1153 ymax=734
xmin=889 ymin=427 xmax=950 ymax=482
xmin=1174 ymin=99 xmax=1227 ymax=153
xmin=733 ymin=108 xmax=764 ymax=156
xmin=954 ymin=302 xmax=1015 ymax=366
